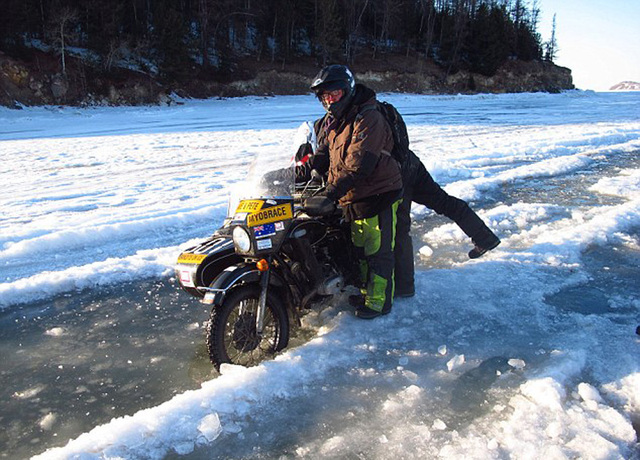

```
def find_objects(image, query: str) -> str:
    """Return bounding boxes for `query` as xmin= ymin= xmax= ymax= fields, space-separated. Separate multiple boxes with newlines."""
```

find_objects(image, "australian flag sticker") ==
xmin=254 ymin=222 xmax=276 ymax=238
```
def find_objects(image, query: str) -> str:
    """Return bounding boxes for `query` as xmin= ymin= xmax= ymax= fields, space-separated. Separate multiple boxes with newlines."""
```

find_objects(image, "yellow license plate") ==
xmin=177 ymin=253 xmax=207 ymax=264
xmin=247 ymin=203 xmax=293 ymax=227
xmin=236 ymin=200 xmax=264 ymax=213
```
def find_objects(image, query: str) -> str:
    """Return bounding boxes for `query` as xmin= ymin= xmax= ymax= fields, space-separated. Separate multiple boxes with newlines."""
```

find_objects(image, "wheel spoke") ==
xmin=221 ymin=298 xmax=278 ymax=366
xmin=208 ymin=286 xmax=288 ymax=369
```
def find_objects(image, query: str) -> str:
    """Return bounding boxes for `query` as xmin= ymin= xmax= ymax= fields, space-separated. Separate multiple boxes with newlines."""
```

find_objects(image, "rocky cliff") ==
xmin=0 ymin=50 xmax=574 ymax=109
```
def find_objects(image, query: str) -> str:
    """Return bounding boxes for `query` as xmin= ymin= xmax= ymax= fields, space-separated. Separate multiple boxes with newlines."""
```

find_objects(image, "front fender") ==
xmin=203 ymin=264 xmax=287 ymax=305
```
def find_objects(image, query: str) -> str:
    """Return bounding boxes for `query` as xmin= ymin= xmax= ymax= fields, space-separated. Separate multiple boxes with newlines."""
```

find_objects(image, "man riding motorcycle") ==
xmin=303 ymin=65 xmax=403 ymax=319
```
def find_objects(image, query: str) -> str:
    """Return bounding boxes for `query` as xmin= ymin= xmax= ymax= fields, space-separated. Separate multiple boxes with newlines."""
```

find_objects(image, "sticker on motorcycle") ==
xmin=177 ymin=253 xmax=207 ymax=264
xmin=180 ymin=270 xmax=195 ymax=287
xmin=236 ymin=200 xmax=264 ymax=213
xmin=247 ymin=203 xmax=293 ymax=227
xmin=254 ymin=223 xmax=276 ymax=238
xmin=257 ymin=238 xmax=273 ymax=250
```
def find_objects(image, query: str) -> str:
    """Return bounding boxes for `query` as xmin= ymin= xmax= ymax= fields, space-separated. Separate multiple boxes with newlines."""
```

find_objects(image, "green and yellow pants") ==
xmin=350 ymin=200 xmax=401 ymax=313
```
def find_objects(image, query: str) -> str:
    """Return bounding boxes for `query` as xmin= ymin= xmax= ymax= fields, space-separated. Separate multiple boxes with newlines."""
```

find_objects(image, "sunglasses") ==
xmin=318 ymin=89 xmax=343 ymax=104
xmin=319 ymin=89 xmax=342 ymax=97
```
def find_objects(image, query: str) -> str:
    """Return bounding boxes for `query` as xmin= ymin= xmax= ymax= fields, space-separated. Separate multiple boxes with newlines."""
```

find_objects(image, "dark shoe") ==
xmin=394 ymin=289 xmax=415 ymax=299
xmin=355 ymin=305 xmax=388 ymax=319
xmin=468 ymin=238 xmax=501 ymax=259
xmin=348 ymin=294 xmax=366 ymax=308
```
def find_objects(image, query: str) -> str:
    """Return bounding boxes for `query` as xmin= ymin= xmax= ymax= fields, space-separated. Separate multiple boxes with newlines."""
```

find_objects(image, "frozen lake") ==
xmin=0 ymin=91 xmax=638 ymax=459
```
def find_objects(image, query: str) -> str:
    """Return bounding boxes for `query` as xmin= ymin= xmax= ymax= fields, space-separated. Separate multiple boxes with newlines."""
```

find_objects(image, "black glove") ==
xmin=303 ymin=194 xmax=336 ymax=216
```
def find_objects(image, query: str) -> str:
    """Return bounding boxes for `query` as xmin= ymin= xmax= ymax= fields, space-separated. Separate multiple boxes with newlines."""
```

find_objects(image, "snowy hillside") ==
xmin=610 ymin=81 xmax=640 ymax=91
xmin=1 ymin=91 xmax=639 ymax=459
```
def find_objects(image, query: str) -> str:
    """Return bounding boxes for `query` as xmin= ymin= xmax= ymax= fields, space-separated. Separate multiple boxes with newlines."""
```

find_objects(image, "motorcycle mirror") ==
xmin=311 ymin=169 xmax=323 ymax=184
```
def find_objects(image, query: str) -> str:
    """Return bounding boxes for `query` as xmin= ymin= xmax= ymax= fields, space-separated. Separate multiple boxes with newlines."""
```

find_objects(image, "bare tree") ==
xmin=49 ymin=6 xmax=78 ymax=75
xmin=345 ymin=0 xmax=370 ymax=63
xmin=314 ymin=0 xmax=342 ymax=65
xmin=198 ymin=0 xmax=213 ymax=68
xmin=104 ymin=39 xmax=121 ymax=72
xmin=418 ymin=0 xmax=437 ymax=58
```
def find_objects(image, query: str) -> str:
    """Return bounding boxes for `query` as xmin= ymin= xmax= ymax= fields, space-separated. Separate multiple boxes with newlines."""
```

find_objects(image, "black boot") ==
xmin=348 ymin=294 xmax=366 ymax=308
xmin=469 ymin=230 xmax=500 ymax=259
xmin=355 ymin=305 xmax=390 ymax=319
xmin=394 ymin=289 xmax=415 ymax=298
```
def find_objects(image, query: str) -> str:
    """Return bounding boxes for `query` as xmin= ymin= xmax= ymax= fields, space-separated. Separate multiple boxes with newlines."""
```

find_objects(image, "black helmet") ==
xmin=310 ymin=65 xmax=356 ymax=116
xmin=310 ymin=64 xmax=355 ymax=97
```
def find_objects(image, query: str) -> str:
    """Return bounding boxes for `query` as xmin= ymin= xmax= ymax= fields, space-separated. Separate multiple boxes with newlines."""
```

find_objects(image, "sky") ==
xmin=0 ymin=92 xmax=639 ymax=459
xmin=538 ymin=0 xmax=640 ymax=91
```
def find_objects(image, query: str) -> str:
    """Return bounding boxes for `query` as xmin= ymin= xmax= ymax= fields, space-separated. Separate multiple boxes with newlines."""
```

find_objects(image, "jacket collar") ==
xmin=351 ymin=84 xmax=376 ymax=108
xmin=336 ymin=84 xmax=377 ymax=125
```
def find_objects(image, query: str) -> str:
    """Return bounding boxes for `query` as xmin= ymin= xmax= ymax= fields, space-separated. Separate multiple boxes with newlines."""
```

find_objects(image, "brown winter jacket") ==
xmin=317 ymin=85 xmax=403 ymax=220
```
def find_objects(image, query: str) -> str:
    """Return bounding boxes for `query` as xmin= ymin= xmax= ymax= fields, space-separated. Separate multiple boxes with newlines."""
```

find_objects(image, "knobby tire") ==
xmin=206 ymin=285 xmax=289 ymax=369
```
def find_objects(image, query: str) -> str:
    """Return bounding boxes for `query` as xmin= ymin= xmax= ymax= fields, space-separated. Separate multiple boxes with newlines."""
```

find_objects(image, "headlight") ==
xmin=232 ymin=226 xmax=251 ymax=253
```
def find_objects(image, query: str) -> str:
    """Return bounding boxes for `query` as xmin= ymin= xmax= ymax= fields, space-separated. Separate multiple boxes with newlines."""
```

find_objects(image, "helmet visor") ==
xmin=312 ymin=79 xmax=347 ymax=95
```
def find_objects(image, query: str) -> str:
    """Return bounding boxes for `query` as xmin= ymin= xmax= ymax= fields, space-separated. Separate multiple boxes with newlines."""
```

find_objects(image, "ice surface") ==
xmin=0 ymin=91 xmax=638 ymax=459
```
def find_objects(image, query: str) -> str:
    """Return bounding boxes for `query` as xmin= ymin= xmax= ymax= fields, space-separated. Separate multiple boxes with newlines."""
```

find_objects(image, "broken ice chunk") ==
xmin=419 ymin=245 xmax=434 ymax=258
xmin=577 ymin=382 xmax=603 ymax=410
xmin=39 ymin=412 xmax=57 ymax=431
xmin=432 ymin=419 xmax=447 ymax=430
xmin=446 ymin=354 xmax=465 ymax=371
xmin=198 ymin=413 xmax=222 ymax=442
xmin=508 ymin=358 xmax=526 ymax=370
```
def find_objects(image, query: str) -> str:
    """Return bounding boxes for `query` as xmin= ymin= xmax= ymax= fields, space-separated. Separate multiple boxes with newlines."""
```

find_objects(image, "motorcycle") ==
xmin=174 ymin=131 xmax=357 ymax=369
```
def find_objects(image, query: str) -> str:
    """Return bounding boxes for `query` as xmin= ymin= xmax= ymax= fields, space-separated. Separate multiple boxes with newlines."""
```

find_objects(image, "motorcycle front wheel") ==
xmin=206 ymin=285 xmax=289 ymax=369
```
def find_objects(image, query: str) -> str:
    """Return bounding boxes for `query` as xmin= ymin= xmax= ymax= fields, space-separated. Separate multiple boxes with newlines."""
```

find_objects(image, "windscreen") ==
xmin=225 ymin=121 xmax=316 ymax=217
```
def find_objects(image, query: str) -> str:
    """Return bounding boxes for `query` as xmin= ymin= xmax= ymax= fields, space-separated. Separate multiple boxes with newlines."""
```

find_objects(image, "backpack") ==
xmin=377 ymin=101 xmax=410 ymax=165
xmin=359 ymin=101 xmax=410 ymax=165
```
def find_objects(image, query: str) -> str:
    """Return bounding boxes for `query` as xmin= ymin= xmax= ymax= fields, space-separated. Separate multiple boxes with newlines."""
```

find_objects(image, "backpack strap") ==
xmin=356 ymin=104 xmax=377 ymax=118
xmin=355 ymin=103 xmax=392 ymax=156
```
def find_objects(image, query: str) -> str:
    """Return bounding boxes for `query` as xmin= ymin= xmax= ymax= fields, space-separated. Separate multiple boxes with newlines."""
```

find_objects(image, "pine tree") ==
xmin=466 ymin=3 xmax=510 ymax=76
xmin=544 ymin=13 xmax=558 ymax=62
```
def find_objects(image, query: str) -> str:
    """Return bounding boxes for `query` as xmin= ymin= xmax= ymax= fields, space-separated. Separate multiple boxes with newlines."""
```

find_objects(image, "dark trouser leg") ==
xmin=411 ymin=162 xmax=497 ymax=246
xmin=351 ymin=200 xmax=400 ymax=313
xmin=394 ymin=198 xmax=415 ymax=296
